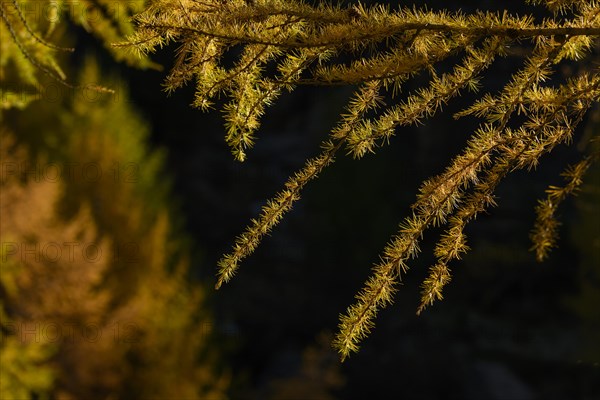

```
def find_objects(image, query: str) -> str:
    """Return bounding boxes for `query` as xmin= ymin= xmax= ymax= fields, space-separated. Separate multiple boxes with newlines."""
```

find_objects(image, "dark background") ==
xmin=110 ymin=1 xmax=600 ymax=398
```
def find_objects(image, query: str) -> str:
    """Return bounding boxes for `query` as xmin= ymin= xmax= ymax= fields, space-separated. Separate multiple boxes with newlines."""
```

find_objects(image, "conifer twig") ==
xmin=123 ymin=0 xmax=600 ymax=361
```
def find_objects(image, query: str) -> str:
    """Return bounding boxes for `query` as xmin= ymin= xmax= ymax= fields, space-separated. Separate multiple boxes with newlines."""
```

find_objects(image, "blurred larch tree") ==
xmin=1 ymin=0 xmax=228 ymax=398
xmin=0 ymin=65 xmax=230 ymax=398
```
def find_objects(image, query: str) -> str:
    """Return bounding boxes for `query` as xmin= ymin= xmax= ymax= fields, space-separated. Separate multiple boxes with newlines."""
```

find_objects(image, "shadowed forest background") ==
xmin=1 ymin=0 xmax=599 ymax=399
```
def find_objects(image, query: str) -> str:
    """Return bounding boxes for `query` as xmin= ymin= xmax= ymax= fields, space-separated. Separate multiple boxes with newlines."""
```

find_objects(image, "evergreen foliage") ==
xmin=0 ymin=0 xmax=157 ymax=109
xmin=125 ymin=0 xmax=600 ymax=360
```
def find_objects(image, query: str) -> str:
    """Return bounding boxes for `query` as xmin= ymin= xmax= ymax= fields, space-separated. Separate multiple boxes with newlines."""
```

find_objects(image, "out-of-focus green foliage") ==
xmin=1 ymin=244 xmax=55 ymax=400
xmin=0 ymin=61 xmax=228 ymax=399
xmin=1 ymin=129 xmax=108 ymax=400
xmin=0 ymin=312 xmax=55 ymax=400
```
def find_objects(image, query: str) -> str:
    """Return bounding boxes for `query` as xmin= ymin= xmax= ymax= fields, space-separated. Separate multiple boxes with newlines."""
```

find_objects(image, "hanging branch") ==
xmin=124 ymin=0 xmax=600 ymax=361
